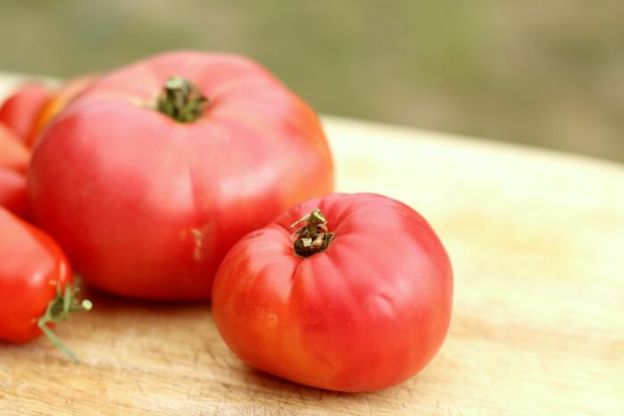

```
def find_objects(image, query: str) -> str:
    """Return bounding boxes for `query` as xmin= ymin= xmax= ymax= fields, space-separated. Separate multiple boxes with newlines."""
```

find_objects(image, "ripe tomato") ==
xmin=0 ymin=83 xmax=52 ymax=142
xmin=29 ymin=51 xmax=334 ymax=300
xmin=0 ymin=122 xmax=30 ymax=173
xmin=0 ymin=167 xmax=28 ymax=217
xmin=212 ymin=193 xmax=453 ymax=392
xmin=28 ymin=74 xmax=96 ymax=148
xmin=0 ymin=208 xmax=91 ymax=361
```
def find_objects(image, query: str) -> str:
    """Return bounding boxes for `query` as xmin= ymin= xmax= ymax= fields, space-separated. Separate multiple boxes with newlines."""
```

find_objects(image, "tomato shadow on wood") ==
xmin=59 ymin=284 xmax=220 ymax=362
xmin=79 ymin=284 xmax=213 ymax=310
xmin=239 ymin=365 xmax=400 ymax=405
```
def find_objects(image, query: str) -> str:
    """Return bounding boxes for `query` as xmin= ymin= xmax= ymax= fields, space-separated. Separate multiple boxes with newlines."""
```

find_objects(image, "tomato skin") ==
xmin=0 ymin=123 xmax=30 ymax=173
xmin=29 ymin=51 xmax=334 ymax=300
xmin=28 ymin=74 xmax=96 ymax=148
xmin=0 ymin=83 xmax=52 ymax=142
xmin=0 ymin=124 xmax=31 ymax=218
xmin=212 ymin=193 xmax=453 ymax=392
xmin=0 ymin=167 xmax=28 ymax=218
xmin=0 ymin=208 xmax=72 ymax=343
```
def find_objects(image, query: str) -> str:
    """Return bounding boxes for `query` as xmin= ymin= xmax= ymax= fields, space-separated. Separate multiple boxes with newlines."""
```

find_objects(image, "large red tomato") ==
xmin=29 ymin=51 xmax=334 ymax=300
xmin=0 ymin=83 xmax=52 ymax=142
xmin=0 ymin=208 xmax=90 ymax=361
xmin=212 ymin=193 xmax=453 ymax=392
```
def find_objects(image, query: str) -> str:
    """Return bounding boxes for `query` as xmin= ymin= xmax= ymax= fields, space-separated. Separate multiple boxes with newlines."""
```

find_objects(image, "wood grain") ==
xmin=1 ymin=75 xmax=623 ymax=415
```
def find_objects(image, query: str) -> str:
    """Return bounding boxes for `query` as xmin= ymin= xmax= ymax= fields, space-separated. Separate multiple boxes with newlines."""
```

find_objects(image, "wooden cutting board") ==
xmin=1 ymin=76 xmax=623 ymax=416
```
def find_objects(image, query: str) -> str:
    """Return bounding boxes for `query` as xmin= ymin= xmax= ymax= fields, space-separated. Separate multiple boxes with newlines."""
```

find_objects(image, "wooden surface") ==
xmin=1 ymin=75 xmax=623 ymax=416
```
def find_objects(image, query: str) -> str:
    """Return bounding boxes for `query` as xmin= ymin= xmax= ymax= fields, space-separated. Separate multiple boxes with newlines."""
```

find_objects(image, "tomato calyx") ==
xmin=156 ymin=76 xmax=208 ymax=123
xmin=37 ymin=283 xmax=93 ymax=363
xmin=291 ymin=208 xmax=334 ymax=257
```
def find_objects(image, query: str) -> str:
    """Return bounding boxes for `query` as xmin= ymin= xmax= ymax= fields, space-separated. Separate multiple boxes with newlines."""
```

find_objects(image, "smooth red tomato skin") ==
xmin=0 ymin=124 xmax=31 ymax=217
xmin=212 ymin=193 xmax=453 ymax=392
xmin=29 ymin=51 xmax=334 ymax=300
xmin=0 ymin=123 xmax=30 ymax=173
xmin=0 ymin=83 xmax=51 ymax=142
xmin=0 ymin=208 xmax=72 ymax=343
xmin=0 ymin=167 xmax=28 ymax=218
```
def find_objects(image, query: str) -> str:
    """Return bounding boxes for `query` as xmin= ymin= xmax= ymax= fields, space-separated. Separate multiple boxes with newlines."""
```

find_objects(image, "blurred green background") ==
xmin=1 ymin=0 xmax=622 ymax=162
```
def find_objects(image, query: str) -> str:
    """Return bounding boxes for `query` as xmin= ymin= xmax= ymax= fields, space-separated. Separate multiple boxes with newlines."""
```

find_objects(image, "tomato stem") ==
xmin=156 ymin=76 xmax=208 ymax=123
xmin=291 ymin=208 xmax=334 ymax=257
xmin=37 ymin=284 xmax=92 ymax=363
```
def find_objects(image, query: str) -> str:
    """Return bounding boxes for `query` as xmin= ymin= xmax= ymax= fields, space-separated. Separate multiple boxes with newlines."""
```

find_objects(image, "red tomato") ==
xmin=0 ymin=83 xmax=52 ymax=142
xmin=0 ymin=208 xmax=90 ymax=361
xmin=29 ymin=51 xmax=334 ymax=300
xmin=212 ymin=193 xmax=453 ymax=392
xmin=0 ymin=167 xmax=28 ymax=217
xmin=28 ymin=74 xmax=96 ymax=148
xmin=0 ymin=122 xmax=30 ymax=173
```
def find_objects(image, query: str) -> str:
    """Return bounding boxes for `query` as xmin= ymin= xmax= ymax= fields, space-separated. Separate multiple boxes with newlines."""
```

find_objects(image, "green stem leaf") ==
xmin=37 ymin=283 xmax=92 ymax=363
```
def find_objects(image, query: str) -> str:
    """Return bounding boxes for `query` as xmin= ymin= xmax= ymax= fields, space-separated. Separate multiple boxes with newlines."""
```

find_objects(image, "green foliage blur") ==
xmin=1 ymin=0 xmax=622 ymax=162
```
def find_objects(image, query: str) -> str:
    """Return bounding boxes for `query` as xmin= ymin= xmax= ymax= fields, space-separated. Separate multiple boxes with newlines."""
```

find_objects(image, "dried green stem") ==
xmin=291 ymin=208 xmax=334 ymax=257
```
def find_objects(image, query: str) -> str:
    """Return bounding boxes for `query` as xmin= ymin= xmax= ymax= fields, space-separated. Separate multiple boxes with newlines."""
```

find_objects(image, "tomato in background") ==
xmin=0 ymin=208 xmax=90 ymax=361
xmin=212 ymin=193 xmax=453 ymax=392
xmin=0 ymin=123 xmax=31 ymax=218
xmin=0 ymin=167 xmax=28 ymax=218
xmin=28 ymin=74 xmax=96 ymax=148
xmin=0 ymin=83 xmax=51 ymax=142
xmin=0 ymin=123 xmax=30 ymax=173
xmin=29 ymin=51 xmax=334 ymax=300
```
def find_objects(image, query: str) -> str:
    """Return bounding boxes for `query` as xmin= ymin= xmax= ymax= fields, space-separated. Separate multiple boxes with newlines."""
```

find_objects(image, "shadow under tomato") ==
xmin=239 ymin=365 xmax=399 ymax=407
xmin=75 ymin=284 xmax=217 ymax=348
xmin=78 ymin=284 xmax=212 ymax=310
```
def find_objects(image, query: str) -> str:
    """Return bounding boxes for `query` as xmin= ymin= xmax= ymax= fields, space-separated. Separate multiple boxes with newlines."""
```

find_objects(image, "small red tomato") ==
xmin=0 ymin=122 xmax=30 ymax=173
xmin=0 ymin=83 xmax=52 ymax=142
xmin=0 ymin=208 xmax=91 ymax=361
xmin=0 ymin=167 xmax=28 ymax=217
xmin=212 ymin=193 xmax=453 ymax=392
xmin=29 ymin=51 xmax=333 ymax=300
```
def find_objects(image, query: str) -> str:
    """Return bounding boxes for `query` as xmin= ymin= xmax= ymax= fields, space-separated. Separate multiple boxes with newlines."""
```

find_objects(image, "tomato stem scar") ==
xmin=291 ymin=208 xmax=334 ymax=257
xmin=156 ymin=76 xmax=208 ymax=123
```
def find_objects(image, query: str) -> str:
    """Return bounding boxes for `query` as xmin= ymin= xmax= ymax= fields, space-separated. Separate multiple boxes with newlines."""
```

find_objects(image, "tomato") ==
xmin=212 ymin=193 xmax=453 ymax=392
xmin=0 ymin=208 xmax=91 ymax=361
xmin=0 ymin=167 xmax=28 ymax=217
xmin=0 ymin=83 xmax=52 ymax=142
xmin=0 ymin=122 xmax=30 ymax=173
xmin=29 ymin=51 xmax=334 ymax=300
xmin=0 ymin=123 xmax=31 ymax=217
xmin=28 ymin=74 xmax=96 ymax=148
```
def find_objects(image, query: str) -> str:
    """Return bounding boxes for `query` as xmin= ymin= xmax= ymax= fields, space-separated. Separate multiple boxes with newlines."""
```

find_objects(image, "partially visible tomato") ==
xmin=0 ymin=208 xmax=91 ymax=361
xmin=0 ymin=122 xmax=30 ymax=173
xmin=212 ymin=193 xmax=453 ymax=392
xmin=0 ymin=167 xmax=28 ymax=217
xmin=29 ymin=51 xmax=334 ymax=301
xmin=0 ymin=83 xmax=52 ymax=142
xmin=29 ymin=74 xmax=96 ymax=148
